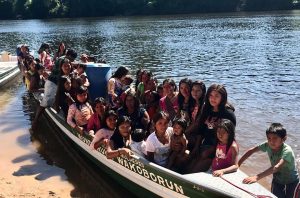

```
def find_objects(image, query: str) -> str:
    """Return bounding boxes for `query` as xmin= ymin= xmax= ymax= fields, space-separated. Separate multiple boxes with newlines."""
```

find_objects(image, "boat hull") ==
xmin=32 ymin=92 xmax=276 ymax=198
xmin=0 ymin=61 xmax=20 ymax=87
xmin=43 ymin=107 xmax=231 ymax=198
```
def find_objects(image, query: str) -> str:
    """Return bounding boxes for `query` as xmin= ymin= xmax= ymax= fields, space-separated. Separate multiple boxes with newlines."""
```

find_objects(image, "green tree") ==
xmin=13 ymin=0 xmax=29 ymax=18
xmin=0 ymin=0 xmax=14 ymax=19
xmin=244 ymin=0 xmax=293 ymax=11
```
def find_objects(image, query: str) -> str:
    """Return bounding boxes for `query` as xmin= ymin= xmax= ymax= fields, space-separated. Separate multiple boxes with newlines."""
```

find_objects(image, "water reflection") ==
xmin=21 ymin=93 xmax=135 ymax=197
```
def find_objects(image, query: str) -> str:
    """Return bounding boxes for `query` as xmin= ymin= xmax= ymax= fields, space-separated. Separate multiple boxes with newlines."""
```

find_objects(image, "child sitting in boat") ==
xmin=167 ymin=117 xmax=188 ymax=170
xmin=130 ymin=128 xmax=147 ymax=157
xmin=90 ymin=110 xmax=118 ymax=150
xmin=24 ymin=59 xmax=42 ymax=92
xmin=211 ymin=119 xmax=239 ymax=177
xmin=106 ymin=116 xmax=133 ymax=159
xmin=87 ymin=97 xmax=107 ymax=137
xmin=67 ymin=86 xmax=93 ymax=134
xmin=145 ymin=111 xmax=172 ymax=167
xmin=238 ymin=123 xmax=300 ymax=198
xmin=74 ymin=64 xmax=90 ymax=87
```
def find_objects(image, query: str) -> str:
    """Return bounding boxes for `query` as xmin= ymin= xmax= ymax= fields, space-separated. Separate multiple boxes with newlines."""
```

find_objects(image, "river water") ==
xmin=1 ymin=10 xmax=300 ymax=196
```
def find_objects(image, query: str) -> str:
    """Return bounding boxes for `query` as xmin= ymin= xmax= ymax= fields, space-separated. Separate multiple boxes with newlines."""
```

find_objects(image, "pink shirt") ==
xmin=159 ymin=95 xmax=178 ymax=120
xmin=212 ymin=141 xmax=238 ymax=171
xmin=87 ymin=113 xmax=102 ymax=134
xmin=40 ymin=52 xmax=53 ymax=71
xmin=67 ymin=103 xmax=93 ymax=128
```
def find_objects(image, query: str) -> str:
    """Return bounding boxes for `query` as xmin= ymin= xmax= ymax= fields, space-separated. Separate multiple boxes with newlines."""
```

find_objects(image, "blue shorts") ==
xmin=271 ymin=179 xmax=300 ymax=198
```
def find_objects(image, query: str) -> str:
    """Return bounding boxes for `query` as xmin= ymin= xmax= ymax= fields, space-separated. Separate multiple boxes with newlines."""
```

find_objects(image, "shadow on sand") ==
xmin=11 ymin=92 xmax=136 ymax=198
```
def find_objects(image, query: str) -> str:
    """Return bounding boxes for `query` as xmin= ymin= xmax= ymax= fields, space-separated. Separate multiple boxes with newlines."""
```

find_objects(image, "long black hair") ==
xmin=38 ymin=43 xmax=51 ymax=54
xmin=112 ymin=66 xmax=129 ymax=79
xmin=190 ymin=80 xmax=206 ymax=119
xmin=74 ymin=86 xmax=89 ymax=109
xmin=177 ymin=78 xmax=193 ymax=113
xmin=110 ymin=115 xmax=131 ymax=149
xmin=216 ymin=119 xmax=236 ymax=154
xmin=199 ymin=84 xmax=229 ymax=124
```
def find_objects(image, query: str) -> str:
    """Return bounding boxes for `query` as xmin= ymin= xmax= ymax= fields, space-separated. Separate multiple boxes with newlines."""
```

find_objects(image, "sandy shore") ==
xmin=0 ymin=111 xmax=74 ymax=198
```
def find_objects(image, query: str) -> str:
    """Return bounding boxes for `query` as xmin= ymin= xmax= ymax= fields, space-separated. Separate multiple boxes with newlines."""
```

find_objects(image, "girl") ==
xmin=146 ymin=111 xmax=173 ymax=167
xmin=167 ymin=117 xmax=188 ymax=171
xmin=24 ymin=60 xmax=41 ymax=92
xmin=188 ymin=84 xmax=236 ymax=173
xmin=67 ymin=86 xmax=93 ymax=134
xmin=90 ymin=110 xmax=118 ymax=150
xmin=74 ymin=64 xmax=90 ymax=87
xmin=106 ymin=116 xmax=133 ymax=159
xmin=212 ymin=119 xmax=239 ymax=177
xmin=69 ymin=76 xmax=83 ymax=100
xmin=38 ymin=43 xmax=53 ymax=71
xmin=137 ymin=70 xmax=153 ymax=104
xmin=53 ymin=42 xmax=66 ymax=61
xmin=87 ymin=97 xmax=107 ymax=137
xmin=144 ymin=90 xmax=160 ymax=120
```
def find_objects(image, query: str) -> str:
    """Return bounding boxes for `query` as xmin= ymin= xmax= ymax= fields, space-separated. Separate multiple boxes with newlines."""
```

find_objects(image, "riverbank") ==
xmin=0 ymin=126 xmax=73 ymax=198
xmin=0 ymin=81 xmax=74 ymax=198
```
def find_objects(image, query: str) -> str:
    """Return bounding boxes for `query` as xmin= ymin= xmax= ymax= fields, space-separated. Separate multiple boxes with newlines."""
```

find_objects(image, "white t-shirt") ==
xmin=90 ymin=128 xmax=114 ymax=149
xmin=145 ymin=127 xmax=173 ymax=166
xmin=130 ymin=141 xmax=147 ymax=157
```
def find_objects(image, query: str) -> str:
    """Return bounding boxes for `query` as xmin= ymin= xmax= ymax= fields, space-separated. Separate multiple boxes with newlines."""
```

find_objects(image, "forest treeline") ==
xmin=0 ymin=0 xmax=295 ymax=19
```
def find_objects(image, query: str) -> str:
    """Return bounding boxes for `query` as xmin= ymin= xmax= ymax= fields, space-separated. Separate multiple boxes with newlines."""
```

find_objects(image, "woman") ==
xmin=53 ymin=42 xmax=66 ymax=61
xmin=177 ymin=78 xmax=193 ymax=121
xmin=54 ymin=75 xmax=74 ymax=117
xmin=159 ymin=79 xmax=178 ymax=121
xmin=118 ymin=91 xmax=150 ymax=131
xmin=107 ymin=66 xmax=129 ymax=109
xmin=185 ymin=80 xmax=206 ymax=157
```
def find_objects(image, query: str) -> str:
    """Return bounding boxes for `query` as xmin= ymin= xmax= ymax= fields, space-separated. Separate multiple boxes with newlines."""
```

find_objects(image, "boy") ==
xmin=238 ymin=123 xmax=299 ymax=198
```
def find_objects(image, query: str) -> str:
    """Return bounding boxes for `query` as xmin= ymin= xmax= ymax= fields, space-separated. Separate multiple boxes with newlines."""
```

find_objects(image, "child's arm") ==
xmin=107 ymin=78 xmax=117 ymax=98
xmin=106 ymin=140 xmax=132 ymax=159
xmin=238 ymin=146 xmax=260 ymax=167
xmin=180 ymin=136 xmax=188 ymax=154
xmin=213 ymin=143 xmax=239 ymax=176
xmin=243 ymin=158 xmax=285 ymax=184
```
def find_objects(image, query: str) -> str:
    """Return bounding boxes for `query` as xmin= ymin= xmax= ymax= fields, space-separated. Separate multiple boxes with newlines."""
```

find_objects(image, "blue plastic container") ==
xmin=85 ymin=63 xmax=111 ymax=101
